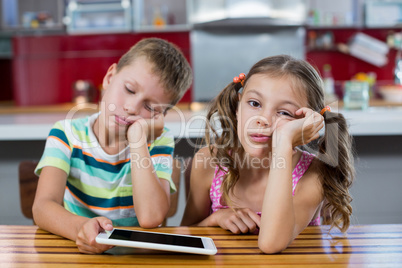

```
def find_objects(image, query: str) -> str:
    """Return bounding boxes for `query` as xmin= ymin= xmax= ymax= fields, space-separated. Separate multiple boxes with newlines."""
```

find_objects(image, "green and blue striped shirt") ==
xmin=35 ymin=113 xmax=175 ymax=226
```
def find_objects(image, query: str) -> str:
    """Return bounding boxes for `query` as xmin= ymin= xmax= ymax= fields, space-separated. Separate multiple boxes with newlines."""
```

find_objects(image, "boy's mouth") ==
xmin=115 ymin=115 xmax=134 ymax=126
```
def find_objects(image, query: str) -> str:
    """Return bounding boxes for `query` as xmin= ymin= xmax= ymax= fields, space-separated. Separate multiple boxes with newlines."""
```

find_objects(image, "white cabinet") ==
xmin=133 ymin=0 xmax=190 ymax=32
xmin=0 ymin=0 xmax=64 ymax=31
xmin=66 ymin=0 xmax=132 ymax=34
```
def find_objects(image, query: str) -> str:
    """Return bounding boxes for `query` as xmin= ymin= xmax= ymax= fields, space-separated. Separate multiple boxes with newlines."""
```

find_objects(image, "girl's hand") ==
xmin=212 ymin=208 xmax=261 ymax=234
xmin=75 ymin=217 xmax=114 ymax=254
xmin=274 ymin=108 xmax=324 ymax=148
xmin=127 ymin=114 xmax=165 ymax=146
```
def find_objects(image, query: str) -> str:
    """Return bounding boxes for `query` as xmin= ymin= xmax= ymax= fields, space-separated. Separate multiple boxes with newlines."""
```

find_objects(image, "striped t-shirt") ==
xmin=35 ymin=113 xmax=175 ymax=226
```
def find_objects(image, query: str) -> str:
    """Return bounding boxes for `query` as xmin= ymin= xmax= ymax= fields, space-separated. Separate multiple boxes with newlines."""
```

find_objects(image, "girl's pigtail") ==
xmin=317 ymin=111 xmax=355 ymax=232
xmin=205 ymin=81 xmax=243 ymax=207
xmin=205 ymin=81 xmax=242 ymax=155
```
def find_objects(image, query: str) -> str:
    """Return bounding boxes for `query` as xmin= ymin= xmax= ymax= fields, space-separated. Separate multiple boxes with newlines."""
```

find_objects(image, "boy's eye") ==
xmin=145 ymin=104 xmax=163 ymax=114
xmin=248 ymin=100 xmax=260 ymax=108
xmin=125 ymin=85 xmax=134 ymax=94
xmin=144 ymin=104 xmax=155 ymax=112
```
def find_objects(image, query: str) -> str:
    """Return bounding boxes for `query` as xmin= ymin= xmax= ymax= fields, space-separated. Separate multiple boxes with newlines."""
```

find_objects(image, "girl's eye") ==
xmin=278 ymin=111 xmax=293 ymax=117
xmin=248 ymin=100 xmax=260 ymax=108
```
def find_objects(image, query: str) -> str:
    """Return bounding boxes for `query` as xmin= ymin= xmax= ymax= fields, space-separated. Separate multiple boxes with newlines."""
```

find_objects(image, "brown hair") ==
xmin=116 ymin=38 xmax=193 ymax=106
xmin=205 ymin=55 xmax=354 ymax=232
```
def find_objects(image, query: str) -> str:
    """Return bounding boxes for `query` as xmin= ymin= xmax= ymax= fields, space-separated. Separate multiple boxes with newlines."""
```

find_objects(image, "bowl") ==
xmin=379 ymin=85 xmax=402 ymax=103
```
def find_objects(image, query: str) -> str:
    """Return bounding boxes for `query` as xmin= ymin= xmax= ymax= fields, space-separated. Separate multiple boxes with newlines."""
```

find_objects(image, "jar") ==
xmin=343 ymin=81 xmax=369 ymax=110
xmin=72 ymin=80 xmax=95 ymax=104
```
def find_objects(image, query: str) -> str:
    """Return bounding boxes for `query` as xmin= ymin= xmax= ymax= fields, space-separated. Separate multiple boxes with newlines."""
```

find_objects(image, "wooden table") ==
xmin=1 ymin=224 xmax=402 ymax=267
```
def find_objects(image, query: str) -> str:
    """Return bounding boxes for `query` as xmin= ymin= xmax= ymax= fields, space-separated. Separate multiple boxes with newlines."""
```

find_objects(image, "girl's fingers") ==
xmin=238 ymin=216 xmax=257 ymax=233
xmin=235 ymin=209 xmax=260 ymax=233
xmin=231 ymin=217 xmax=249 ymax=234
xmin=295 ymin=107 xmax=314 ymax=118
xmin=247 ymin=211 xmax=261 ymax=227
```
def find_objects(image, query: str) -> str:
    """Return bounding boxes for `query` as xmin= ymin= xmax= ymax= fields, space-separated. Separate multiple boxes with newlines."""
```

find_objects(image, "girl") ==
xmin=181 ymin=55 xmax=354 ymax=254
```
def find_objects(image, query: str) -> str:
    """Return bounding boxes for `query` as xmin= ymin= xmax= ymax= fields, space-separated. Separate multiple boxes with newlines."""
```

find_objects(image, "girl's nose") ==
xmin=256 ymin=117 xmax=270 ymax=127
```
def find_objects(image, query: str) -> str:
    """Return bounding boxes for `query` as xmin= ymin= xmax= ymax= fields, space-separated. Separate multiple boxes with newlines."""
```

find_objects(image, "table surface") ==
xmin=1 ymin=224 xmax=402 ymax=267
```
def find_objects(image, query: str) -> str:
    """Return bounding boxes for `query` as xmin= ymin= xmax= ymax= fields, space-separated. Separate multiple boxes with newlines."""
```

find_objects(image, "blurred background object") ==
xmin=65 ymin=0 xmax=132 ymax=34
xmin=1 ymin=0 xmax=64 ymax=32
xmin=365 ymin=0 xmax=402 ymax=28
xmin=72 ymin=80 xmax=96 ymax=104
xmin=189 ymin=0 xmax=307 ymax=101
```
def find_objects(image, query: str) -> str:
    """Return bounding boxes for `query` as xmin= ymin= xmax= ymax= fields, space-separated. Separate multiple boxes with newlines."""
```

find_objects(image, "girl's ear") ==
xmin=102 ymin=63 xmax=117 ymax=90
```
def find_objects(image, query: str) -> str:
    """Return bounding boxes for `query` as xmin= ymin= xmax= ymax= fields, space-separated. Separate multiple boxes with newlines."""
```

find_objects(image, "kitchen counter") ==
xmin=1 ymin=103 xmax=401 ymax=227
xmin=0 ymin=102 xmax=402 ymax=140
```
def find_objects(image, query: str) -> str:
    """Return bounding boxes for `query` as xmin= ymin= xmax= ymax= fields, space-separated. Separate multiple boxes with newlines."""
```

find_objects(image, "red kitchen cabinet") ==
xmin=12 ymin=32 xmax=191 ymax=106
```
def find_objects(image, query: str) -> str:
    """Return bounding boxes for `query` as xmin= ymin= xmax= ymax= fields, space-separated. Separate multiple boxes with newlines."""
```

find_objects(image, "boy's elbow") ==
xmin=31 ymin=201 xmax=41 ymax=223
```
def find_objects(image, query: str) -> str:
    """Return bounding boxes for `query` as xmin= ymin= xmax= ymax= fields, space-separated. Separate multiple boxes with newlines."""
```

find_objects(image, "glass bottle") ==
xmin=322 ymin=64 xmax=337 ymax=103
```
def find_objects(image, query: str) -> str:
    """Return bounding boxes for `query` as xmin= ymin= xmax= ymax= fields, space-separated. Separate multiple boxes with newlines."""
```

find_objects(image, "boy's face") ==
xmin=100 ymin=56 xmax=171 ymax=134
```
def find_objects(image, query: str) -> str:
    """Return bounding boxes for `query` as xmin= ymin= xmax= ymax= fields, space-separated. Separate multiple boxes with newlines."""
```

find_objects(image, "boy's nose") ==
xmin=123 ymin=101 xmax=141 ymax=115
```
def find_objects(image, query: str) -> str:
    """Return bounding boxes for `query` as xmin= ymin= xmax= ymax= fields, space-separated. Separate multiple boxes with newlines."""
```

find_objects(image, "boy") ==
xmin=32 ymin=38 xmax=193 ymax=254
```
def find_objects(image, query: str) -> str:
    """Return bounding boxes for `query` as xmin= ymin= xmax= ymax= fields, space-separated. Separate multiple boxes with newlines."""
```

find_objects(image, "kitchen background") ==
xmin=0 ymin=0 xmax=401 ymax=226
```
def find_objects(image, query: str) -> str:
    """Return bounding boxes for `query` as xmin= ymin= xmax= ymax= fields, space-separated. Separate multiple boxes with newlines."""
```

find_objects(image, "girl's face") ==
xmin=100 ymin=56 xmax=171 ymax=137
xmin=236 ymin=74 xmax=307 ymax=158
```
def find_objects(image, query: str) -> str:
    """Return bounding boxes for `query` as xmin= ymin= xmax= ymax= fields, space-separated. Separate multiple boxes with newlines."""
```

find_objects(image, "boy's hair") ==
xmin=116 ymin=38 xmax=193 ymax=106
xmin=205 ymin=54 xmax=355 ymax=233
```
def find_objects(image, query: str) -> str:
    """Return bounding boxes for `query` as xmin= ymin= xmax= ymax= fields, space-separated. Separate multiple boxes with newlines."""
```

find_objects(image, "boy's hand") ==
xmin=211 ymin=208 xmax=260 ymax=234
xmin=75 ymin=217 xmax=114 ymax=254
xmin=127 ymin=114 xmax=165 ymax=146
xmin=274 ymin=108 xmax=324 ymax=148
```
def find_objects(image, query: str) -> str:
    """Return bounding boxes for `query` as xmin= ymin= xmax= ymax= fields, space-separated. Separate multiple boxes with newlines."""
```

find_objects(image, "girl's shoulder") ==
xmin=193 ymin=146 xmax=218 ymax=169
xmin=192 ymin=146 xmax=218 ymax=182
xmin=297 ymin=152 xmax=323 ymax=189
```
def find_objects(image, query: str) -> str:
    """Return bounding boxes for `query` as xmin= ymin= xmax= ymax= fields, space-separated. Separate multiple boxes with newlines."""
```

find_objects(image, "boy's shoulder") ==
xmin=150 ymin=127 xmax=174 ymax=146
xmin=49 ymin=114 xmax=94 ymax=144
xmin=52 ymin=115 xmax=91 ymax=130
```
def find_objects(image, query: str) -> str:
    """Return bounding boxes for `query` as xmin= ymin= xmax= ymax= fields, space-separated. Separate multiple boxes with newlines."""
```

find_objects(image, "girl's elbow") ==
xmin=139 ymin=221 xmax=160 ymax=229
xmin=137 ymin=214 xmax=165 ymax=228
xmin=258 ymin=237 xmax=288 ymax=254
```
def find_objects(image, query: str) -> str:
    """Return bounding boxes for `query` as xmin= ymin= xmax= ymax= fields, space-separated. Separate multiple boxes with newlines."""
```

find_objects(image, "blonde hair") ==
xmin=205 ymin=55 xmax=354 ymax=232
xmin=116 ymin=38 xmax=193 ymax=106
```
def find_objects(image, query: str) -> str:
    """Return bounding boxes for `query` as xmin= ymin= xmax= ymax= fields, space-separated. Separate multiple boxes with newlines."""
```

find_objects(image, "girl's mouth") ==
xmin=249 ymin=133 xmax=271 ymax=143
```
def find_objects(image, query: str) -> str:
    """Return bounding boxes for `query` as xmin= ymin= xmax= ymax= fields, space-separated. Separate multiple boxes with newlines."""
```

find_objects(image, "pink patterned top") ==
xmin=209 ymin=150 xmax=321 ymax=226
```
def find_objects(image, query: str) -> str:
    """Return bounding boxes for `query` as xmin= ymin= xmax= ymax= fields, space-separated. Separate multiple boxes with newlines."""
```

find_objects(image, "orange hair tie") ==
xmin=233 ymin=73 xmax=246 ymax=86
xmin=320 ymin=106 xmax=331 ymax=115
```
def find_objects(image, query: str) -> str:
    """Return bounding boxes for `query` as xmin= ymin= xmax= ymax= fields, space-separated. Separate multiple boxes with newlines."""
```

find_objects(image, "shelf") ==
xmin=134 ymin=24 xmax=191 ymax=33
xmin=306 ymin=24 xmax=365 ymax=30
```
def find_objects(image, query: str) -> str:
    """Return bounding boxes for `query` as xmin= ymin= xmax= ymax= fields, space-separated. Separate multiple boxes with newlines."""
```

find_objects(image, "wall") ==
xmin=306 ymin=28 xmax=399 ymax=98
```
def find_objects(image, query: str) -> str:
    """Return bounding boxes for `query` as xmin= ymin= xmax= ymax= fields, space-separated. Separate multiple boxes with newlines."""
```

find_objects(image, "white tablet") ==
xmin=96 ymin=228 xmax=217 ymax=255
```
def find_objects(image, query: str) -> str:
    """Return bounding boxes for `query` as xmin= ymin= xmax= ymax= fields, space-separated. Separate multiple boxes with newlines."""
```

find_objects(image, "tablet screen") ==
xmin=109 ymin=229 xmax=205 ymax=248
